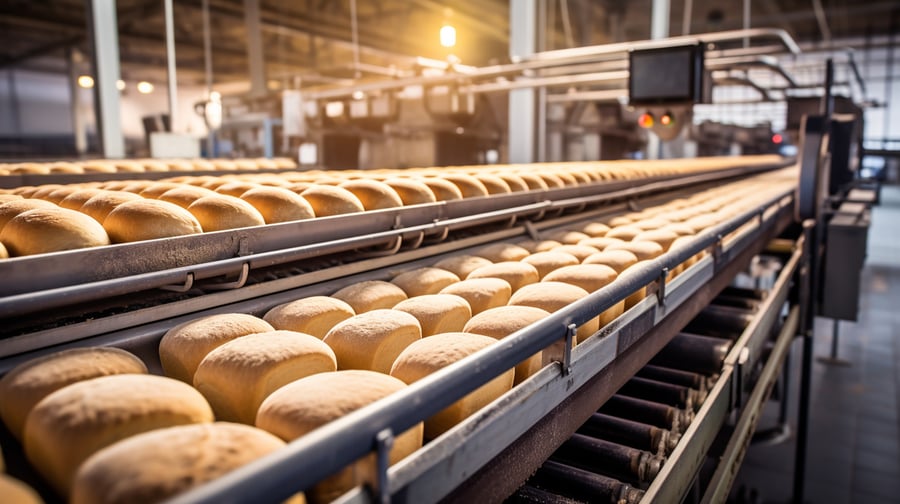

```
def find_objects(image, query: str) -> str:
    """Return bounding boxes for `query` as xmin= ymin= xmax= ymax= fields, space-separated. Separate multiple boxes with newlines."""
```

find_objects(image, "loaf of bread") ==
xmin=440 ymin=174 xmax=489 ymax=198
xmin=390 ymin=332 xmax=514 ymax=439
xmin=159 ymin=313 xmax=275 ymax=383
xmin=71 ymin=422 xmax=288 ymax=504
xmin=550 ymin=244 xmax=600 ymax=262
xmin=581 ymin=222 xmax=610 ymax=237
xmin=391 ymin=267 xmax=460 ymax=297
xmin=330 ymin=280 xmax=408 ymax=313
xmin=214 ymin=181 xmax=261 ymax=198
xmin=439 ymin=278 xmax=511 ymax=315
xmin=0 ymin=475 xmax=43 ymax=504
xmin=542 ymin=264 xmax=623 ymax=328
xmin=0 ymin=208 xmax=110 ymax=256
xmin=521 ymin=251 xmax=580 ymax=279
xmin=605 ymin=225 xmax=644 ymax=241
xmin=338 ymin=180 xmax=404 ymax=210
xmin=392 ymin=294 xmax=472 ymax=336
xmin=55 ymin=189 xmax=102 ymax=210
xmin=582 ymin=249 xmax=640 ymax=273
xmin=186 ymin=195 xmax=266 ymax=232
xmin=0 ymin=199 xmax=58 ymax=231
xmin=432 ymin=254 xmax=493 ymax=279
xmin=545 ymin=230 xmax=590 ymax=245
xmin=299 ymin=185 xmax=366 ymax=216
xmin=514 ymin=172 xmax=550 ymax=191
xmin=605 ymin=240 xmax=664 ymax=261
xmin=0 ymin=241 xmax=7 ymax=259
xmin=240 ymin=186 xmax=316 ymax=223
xmin=493 ymin=173 xmax=529 ymax=192
xmin=516 ymin=239 xmax=562 ymax=253
xmin=0 ymin=347 xmax=147 ymax=441
xmin=323 ymin=309 xmax=422 ymax=373
xmin=194 ymin=331 xmax=337 ymax=423
xmin=475 ymin=243 xmax=530 ymax=262
xmin=103 ymin=199 xmax=203 ymax=242
xmin=136 ymin=183 xmax=183 ymax=199
xmin=577 ymin=236 xmax=624 ymax=250
xmin=256 ymin=370 xmax=421 ymax=503
xmin=79 ymin=191 xmax=144 ymax=223
xmin=417 ymin=177 xmax=463 ymax=201
xmin=508 ymin=281 xmax=597 ymax=357
xmin=382 ymin=178 xmax=438 ymax=205
xmin=462 ymin=306 xmax=549 ymax=384
xmin=466 ymin=261 xmax=540 ymax=292
xmin=264 ymin=296 xmax=355 ymax=339
xmin=634 ymin=229 xmax=680 ymax=251
xmin=157 ymin=186 xmax=218 ymax=209
xmin=632 ymin=217 xmax=671 ymax=230
xmin=24 ymin=374 xmax=214 ymax=495
xmin=471 ymin=174 xmax=511 ymax=195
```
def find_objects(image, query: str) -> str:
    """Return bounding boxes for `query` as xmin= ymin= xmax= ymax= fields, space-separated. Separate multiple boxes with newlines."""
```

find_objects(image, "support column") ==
xmin=87 ymin=0 xmax=125 ymax=158
xmin=67 ymin=48 xmax=87 ymax=155
xmin=244 ymin=0 xmax=266 ymax=97
xmin=647 ymin=0 xmax=670 ymax=160
xmin=508 ymin=0 xmax=536 ymax=164
xmin=164 ymin=0 xmax=179 ymax=132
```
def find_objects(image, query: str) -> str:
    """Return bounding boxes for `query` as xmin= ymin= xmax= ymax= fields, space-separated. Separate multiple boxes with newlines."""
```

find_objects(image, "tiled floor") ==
xmin=731 ymin=187 xmax=900 ymax=503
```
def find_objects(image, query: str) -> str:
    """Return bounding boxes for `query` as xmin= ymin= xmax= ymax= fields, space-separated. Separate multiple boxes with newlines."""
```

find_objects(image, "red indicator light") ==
xmin=638 ymin=113 xmax=654 ymax=128
xmin=772 ymin=133 xmax=783 ymax=144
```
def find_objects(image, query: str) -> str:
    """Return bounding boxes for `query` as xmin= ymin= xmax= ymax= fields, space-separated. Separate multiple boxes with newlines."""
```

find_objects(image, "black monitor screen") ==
xmin=629 ymin=44 xmax=704 ymax=105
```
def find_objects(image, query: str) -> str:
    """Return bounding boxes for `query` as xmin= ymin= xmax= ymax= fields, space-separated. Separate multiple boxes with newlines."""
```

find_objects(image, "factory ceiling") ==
xmin=1 ymin=0 xmax=897 ymax=90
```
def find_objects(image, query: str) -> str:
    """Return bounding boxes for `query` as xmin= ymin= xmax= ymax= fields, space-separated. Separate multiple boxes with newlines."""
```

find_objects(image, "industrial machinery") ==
xmin=0 ymin=33 xmax=877 ymax=504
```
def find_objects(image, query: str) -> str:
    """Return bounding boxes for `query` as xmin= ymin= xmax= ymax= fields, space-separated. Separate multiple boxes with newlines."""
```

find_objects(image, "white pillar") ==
xmin=88 ymin=0 xmax=124 ymax=158
xmin=509 ymin=0 xmax=536 ymax=164
xmin=647 ymin=0 xmax=670 ymax=160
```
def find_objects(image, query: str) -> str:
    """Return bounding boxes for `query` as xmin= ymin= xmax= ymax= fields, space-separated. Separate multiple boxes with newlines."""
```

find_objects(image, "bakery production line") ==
xmin=0 ymin=30 xmax=878 ymax=504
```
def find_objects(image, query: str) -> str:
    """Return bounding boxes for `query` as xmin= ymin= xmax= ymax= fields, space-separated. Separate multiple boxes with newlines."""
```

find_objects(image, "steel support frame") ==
xmin=86 ymin=0 xmax=124 ymax=158
xmin=508 ymin=0 xmax=536 ymax=163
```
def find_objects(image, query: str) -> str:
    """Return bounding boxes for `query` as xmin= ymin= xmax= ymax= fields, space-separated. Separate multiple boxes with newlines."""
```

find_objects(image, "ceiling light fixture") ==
xmin=137 ymin=81 xmax=154 ymax=94
xmin=440 ymin=24 xmax=457 ymax=48
xmin=77 ymin=75 xmax=94 ymax=88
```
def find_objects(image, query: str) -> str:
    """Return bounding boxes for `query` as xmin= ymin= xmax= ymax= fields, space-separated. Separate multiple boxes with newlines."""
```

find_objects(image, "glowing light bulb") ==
xmin=440 ymin=24 xmax=457 ymax=48
xmin=137 ymin=81 xmax=154 ymax=94
xmin=77 ymin=75 xmax=94 ymax=88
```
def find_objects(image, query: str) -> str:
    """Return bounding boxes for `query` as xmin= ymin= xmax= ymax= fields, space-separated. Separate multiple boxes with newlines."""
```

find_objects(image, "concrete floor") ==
xmin=732 ymin=186 xmax=900 ymax=503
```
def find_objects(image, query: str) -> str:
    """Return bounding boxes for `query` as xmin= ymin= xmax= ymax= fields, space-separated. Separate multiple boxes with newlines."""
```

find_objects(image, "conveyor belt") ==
xmin=0 ymin=159 xmax=803 ymax=504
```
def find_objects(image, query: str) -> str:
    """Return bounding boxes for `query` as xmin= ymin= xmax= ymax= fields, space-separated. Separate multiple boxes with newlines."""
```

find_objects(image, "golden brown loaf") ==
xmin=323 ymin=309 xmax=422 ymax=373
xmin=551 ymin=244 xmax=601 ymax=261
xmin=516 ymin=239 xmax=562 ymax=253
xmin=508 ymin=281 xmax=598 ymax=349
xmin=545 ymin=230 xmax=590 ymax=245
xmin=299 ymin=185 xmax=366 ymax=216
xmin=0 ymin=475 xmax=43 ymax=504
xmin=194 ymin=331 xmax=337 ymax=424
xmin=391 ymin=267 xmax=460 ymax=297
xmin=157 ymin=186 xmax=218 ymax=209
xmin=0 ymin=199 xmax=58 ymax=231
xmin=256 ymin=370 xmax=421 ymax=503
xmin=390 ymin=332 xmax=514 ymax=439
xmin=418 ymin=177 xmax=463 ymax=201
xmin=542 ymin=264 xmax=618 ymax=293
xmin=475 ymin=243 xmax=530 ymax=262
xmin=382 ymin=178 xmax=438 ymax=205
xmin=605 ymin=225 xmax=644 ymax=241
xmin=634 ymin=229 xmax=680 ymax=251
xmin=78 ymin=191 xmax=144 ymax=223
xmin=462 ymin=305 xmax=549 ymax=384
xmin=605 ymin=240 xmax=664 ymax=261
xmin=0 ymin=241 xmax=7 ymax=259
xmin=264 ymin=296 xmax=355 ymax=339
xmin=440 ymin=174 xmax=489 ymax=198
xmin=0 ymin=347 xmax=147 ymax=441
xmin=521 ymin=251 xmax=580 ymax=279
xmin=581 ymin=222 xmax=611 ymax=237
xmin=392 ymin=294 xmax=473 ymax=337
xmin=103 ymin=199 xmax=203 ymax=242
xmin=0 ymin=208 xmax=110 ymax=256
xmin=331 ymin=280 xmax=408 ymax=313
xmin=187 ymin=195 xmax=266 ymax=232
xmin=239 ymin=186 xmax=316 ymax=223
xmin=439 ymin=278 xmax=512 ymax=315
xmin=577 ymin=236 xmax=625 ymax=250
xmin=466 ymin=261 xmax=540 ymax=292
xmin=71 ymin=422 xmax=286 ymax=504
xmin=471 ymin=174 xmax=512 ymax=195
xmin=338 ymin=180 xmax=404 ymax=210
xmin=24 ymin=374 xmax=214 ymax=496
xmin=432 ymin=254 xmax=493 ymax=279
xmin=158 ymin=313 xmax=275 ymax=383
xmin=582 ymin=249 xmax=640 ymax=273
